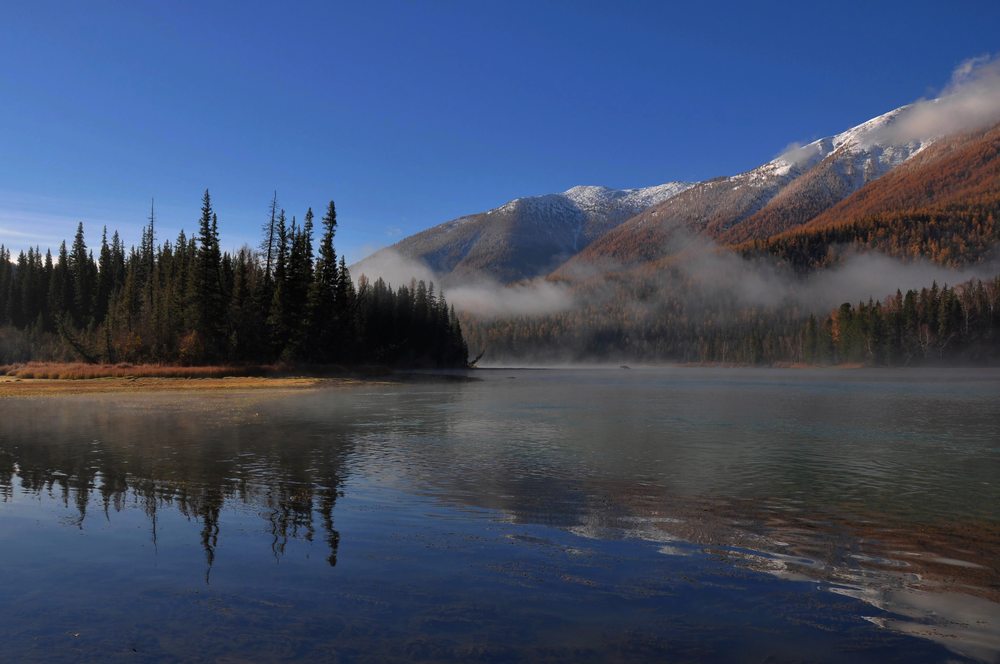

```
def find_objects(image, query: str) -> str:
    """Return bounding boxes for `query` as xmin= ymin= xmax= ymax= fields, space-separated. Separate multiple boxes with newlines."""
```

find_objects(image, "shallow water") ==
xmin=0 ymin=368 xmax=998 ymax=662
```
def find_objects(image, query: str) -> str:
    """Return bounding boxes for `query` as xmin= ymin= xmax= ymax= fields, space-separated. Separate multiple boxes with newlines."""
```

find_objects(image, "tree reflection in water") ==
xmin=0 ymin=393 xmax=351 ymax=580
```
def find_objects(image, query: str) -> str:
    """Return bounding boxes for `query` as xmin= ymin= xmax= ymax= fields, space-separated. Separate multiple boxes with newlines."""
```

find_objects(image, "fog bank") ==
xmin=870 ymin=54 xmax=1000 ymax=145
xmin=355 ymin=239 xmax=999 ymax=323
xmin=353 ymin=249 xmax=576 ymax=317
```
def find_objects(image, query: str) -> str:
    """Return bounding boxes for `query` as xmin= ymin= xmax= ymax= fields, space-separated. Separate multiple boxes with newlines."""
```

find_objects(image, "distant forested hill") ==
xmin=361 ymin=109 xmax=1000 ymax=366
xmin=460 ymin=273 xmax=1000 ymax=366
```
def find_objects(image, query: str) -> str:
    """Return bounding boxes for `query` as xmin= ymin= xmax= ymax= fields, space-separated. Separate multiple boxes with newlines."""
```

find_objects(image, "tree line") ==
xmin=804 ymin=278 xmax=1000 ymax=365
xmin=0 ymin=191 xmax=468 ymax=367
xmin=460 ymin=271 xmax=1000 ymax=366
xmin=740 ymin=204 xmax=999 ymax=271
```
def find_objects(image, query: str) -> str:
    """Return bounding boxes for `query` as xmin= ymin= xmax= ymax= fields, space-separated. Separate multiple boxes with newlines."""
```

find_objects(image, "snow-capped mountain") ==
xmin=356 ymin=99 xmax=990 ymax=286
xmin=354 ymin=182 xmax=691 ymax=284
xmin=565 ymin=105 xmax=936 ymax=268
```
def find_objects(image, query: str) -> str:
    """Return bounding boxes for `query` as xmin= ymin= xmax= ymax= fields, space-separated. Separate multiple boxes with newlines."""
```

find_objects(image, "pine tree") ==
xmin=191 ymin=190 xmax=225 ymax=359
xmin=333 ymin=255 xmax=356 ymax=359
xmin=262 ymin=191 xmax=279 ymax=284
xmin=284 ymin=212 xmax=314 ymax=355
xmin=228 ymin=247 xmax=257 ymax=360
xmin=69 ymin=222 xmax=93 ymax=326
xmin=0 ymin=190 xmax=469 ymax=368
xmin=267 ymin=209 xmax=290 ymax=355
xmin=309 ymin=201 xmax=338 ymax=360
xmin=96 ymin=227 xmax=113 ymax=324
xmin=48 ymin=242 xmax=71 ymax=329
xmin=0 ymin=245 xmax=11 ymax=325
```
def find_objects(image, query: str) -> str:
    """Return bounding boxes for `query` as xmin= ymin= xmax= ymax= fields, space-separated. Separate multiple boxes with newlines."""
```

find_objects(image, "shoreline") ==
xmin=0 ymin=375 xmax=344 ymax=398
xmin=0 ymin=362 xmax=478 ymax=397
xmin=2 ymin=362 xmax=995 ymax=397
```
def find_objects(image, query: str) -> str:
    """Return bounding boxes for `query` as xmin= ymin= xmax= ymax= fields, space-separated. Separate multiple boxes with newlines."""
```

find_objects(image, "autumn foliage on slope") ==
xmin=741 ymin=123 xmax=1000 ymax=269
xmin=803 ymin=122 xmax=1000 ymax=231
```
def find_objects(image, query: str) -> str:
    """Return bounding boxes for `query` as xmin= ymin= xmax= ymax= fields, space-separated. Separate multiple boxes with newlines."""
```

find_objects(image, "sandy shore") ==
xmin=0 ymin=375 xmax=345 ymax=397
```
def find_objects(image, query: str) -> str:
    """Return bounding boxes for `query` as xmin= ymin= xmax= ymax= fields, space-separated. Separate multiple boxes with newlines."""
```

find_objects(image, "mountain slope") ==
xmin=561 ymin=106 xmax=932 ymax=270
xmin=746 ymin=122 xmax=1000 ymax=268
xmin=355 ymin=183 xmax=691 ymax=283
xmin=798 ymin=121 xmax=1000 ymax=231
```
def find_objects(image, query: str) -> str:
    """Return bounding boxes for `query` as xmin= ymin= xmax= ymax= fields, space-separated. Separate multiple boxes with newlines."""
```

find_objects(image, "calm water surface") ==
xmin=1 ymin=368 xmax=998 ymax=662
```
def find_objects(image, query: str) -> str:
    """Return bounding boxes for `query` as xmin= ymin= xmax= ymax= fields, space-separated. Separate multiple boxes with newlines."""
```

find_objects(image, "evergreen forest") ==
xmin=460 ymin=272 xmax=1000 ymax=367
xmin=3 ymin=190 xmax=999 ymax=369
xmin=0 ymin=192 xmax=469 ymax=368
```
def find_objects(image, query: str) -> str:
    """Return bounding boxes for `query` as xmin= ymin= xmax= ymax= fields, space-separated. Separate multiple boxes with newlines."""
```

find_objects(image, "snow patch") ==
xmin=485 ymin=181 xmax=692 ymax=219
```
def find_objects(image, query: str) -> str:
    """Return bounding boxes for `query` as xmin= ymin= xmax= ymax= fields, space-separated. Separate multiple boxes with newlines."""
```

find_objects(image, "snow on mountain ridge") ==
xmin=730 ymin=105 xmax=935 ymax=190
xmin=361 ymin=97 xmax=966 ymax=283
xmin=474 ymin=104 xmax=935 ymax=230
xmin=492 ymin=181 xmax=693 ymax=217
xmin=770 ymin=105 xmax=933 ymax=176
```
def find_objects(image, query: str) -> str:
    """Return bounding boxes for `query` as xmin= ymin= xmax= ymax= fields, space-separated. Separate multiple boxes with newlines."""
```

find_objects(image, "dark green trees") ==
xmin=69 ymin=222 xmax=95 ymax=326
xmin=266 ymin=208 xmax=291 ymax=350
xmin=355 ymin=276 xmax=467 ymax=367
xmin=460 ymin=270 xmax=1000 ymax=367
xmin=189 ymin=190 xmax=225 ymax=358
xmin=0 ymin=191 xmax=469 ymax=368
xmin=816 ymin=280 xmax=1000 ymax=365
xmin=310 ymin=201 xmax=339 ymax=359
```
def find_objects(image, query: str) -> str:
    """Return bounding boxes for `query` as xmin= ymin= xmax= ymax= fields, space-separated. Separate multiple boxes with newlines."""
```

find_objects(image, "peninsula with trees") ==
xmin=0 ymin=191 xmax=469 ymax=371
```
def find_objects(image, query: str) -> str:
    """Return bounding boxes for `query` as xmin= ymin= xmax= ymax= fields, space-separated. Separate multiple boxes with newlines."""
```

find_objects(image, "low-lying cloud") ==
xmin=871 ymin=54 xmax=1000 ymax=145
xmin=351 ymin=249 xmax=576 ymax=318
xmin=352 ymin=249 xmax=437 ymax=287
xmin=355 ymin=237 xmax=997 ymax=327
xmin=446 ymin=279 xmax=575 ymax=318
xmin=674 ymin=234 xmax=997 ymax=312
xmin=775 ymin=140 xmax=826 ymax=168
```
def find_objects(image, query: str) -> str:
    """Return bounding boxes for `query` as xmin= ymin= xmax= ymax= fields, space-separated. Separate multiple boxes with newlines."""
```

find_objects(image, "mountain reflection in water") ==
xmin=0 ymin=368 xmax=997 ymax=662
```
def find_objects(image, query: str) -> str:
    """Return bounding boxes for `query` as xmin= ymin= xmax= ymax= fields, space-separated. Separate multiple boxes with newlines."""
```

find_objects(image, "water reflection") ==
xmin=0 ymin=393 xmax=350 ymax=579
xmin=0 ymin=369 xmax=998 ymax=661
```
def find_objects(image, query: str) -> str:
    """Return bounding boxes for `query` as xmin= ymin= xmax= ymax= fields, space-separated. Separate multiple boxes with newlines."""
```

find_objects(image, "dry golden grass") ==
xmin=0 ymin=374 xmax=332 ymax=398
xmin=0 ymin=362 xmax=278 ymax=380
xmin=0 ymin=363 xmax=396 ymax=398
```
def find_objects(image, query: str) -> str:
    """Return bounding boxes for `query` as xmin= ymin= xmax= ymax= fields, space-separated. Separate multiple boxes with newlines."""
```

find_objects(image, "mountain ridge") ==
xmin=357 ymin=97 xmax=998 ymax=286
xmin=561 ymin=105 xmax=933 ymax=271
xmin=354 ymin=181 xmax=692 ymax=283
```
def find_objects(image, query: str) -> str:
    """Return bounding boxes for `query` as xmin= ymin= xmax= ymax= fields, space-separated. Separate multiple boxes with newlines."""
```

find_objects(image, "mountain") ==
xmin=358 ymin=99 xmax=998 ymax=288
xmin=750 ymin=121 xmax=1000 ymax=268
xmin=458 ymin=121 xmax=1000 ymax=366
xmin=351 ymin=97 xmax=1000 ymax=366
xmin=354 ymin=182 xmax=691 ymax=284
xmin=561 ymin=105 xmax=933 ymax=270
xmin=797 ymin=121 xmax=1000 ymax=232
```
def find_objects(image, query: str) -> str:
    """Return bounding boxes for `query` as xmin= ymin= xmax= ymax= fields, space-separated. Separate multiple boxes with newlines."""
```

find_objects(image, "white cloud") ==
xmin=351 ymin=248 xmax=576 ymax=318
xmin=872 ymin=54 xmax=1000 ymax=144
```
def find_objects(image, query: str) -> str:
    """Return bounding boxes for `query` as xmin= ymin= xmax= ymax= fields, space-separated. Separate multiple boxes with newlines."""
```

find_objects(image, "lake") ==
xmin=1 ymin=368 xmax=998 ymax=662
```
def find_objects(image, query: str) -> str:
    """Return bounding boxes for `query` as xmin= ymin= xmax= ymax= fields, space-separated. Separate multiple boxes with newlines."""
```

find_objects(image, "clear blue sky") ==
xmin=1 ymin=0 xmax=998 ymax=261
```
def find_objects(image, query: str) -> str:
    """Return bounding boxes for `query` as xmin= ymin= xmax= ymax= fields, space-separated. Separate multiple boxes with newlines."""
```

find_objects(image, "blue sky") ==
xmin=1 ymin=1 xmax=998 ymax=262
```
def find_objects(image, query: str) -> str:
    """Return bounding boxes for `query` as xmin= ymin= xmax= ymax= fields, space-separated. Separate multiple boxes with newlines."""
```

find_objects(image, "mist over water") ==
xmin=355 ymin=240 xmax=999 ymax=324
xmin=1 ymin=369 xmax=998 ymax=661
xmin=353 ymin=248 xmax=579 ymax=318
xmin=664 ymin=238 xmax=1000 ymax=312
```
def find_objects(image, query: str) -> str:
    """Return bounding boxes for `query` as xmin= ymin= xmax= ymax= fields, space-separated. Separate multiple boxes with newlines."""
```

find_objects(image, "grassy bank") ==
xmin=0 ymin=362 xmax=403 ymax=380
xmin=0 ymin=362 xmax=283 ymax=380
xmin=0 ymin=362 xmax=395 ymax=397
xmin=0 ymin=374 xmax=336 ymax=398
